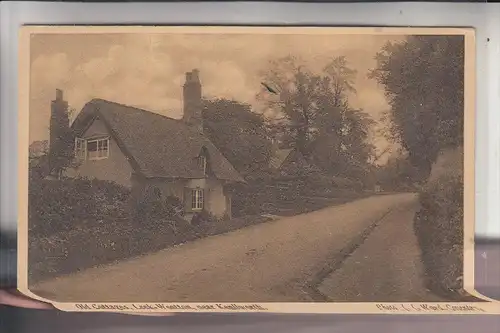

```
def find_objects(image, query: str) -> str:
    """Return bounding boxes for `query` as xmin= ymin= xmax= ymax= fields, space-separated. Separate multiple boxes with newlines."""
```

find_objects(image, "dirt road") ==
xmin=31 ymin=193 xmax=425 ymax=303
xmin=318 ymin=198 xmax=443 ymax=302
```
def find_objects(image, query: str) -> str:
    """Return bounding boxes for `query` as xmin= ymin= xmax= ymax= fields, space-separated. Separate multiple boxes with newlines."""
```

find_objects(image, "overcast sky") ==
xmin=29 ymin=32 xmax=406 ymax=159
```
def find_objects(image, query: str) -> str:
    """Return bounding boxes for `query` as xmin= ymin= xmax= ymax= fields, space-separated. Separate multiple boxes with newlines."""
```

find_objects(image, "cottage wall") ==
xmin=205 ymin=178 xmax=227 ymax=218
xmin=66 ymin=118 xmax=134 ymax=188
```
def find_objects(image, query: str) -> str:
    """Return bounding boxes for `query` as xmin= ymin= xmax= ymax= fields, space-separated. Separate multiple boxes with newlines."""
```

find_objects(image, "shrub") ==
xmin=29 ymin=155 xmax=50 ymax=182
xmin=231 ymin=184 xmax=267 ymax=217
xmin=191 ymin=210 xmax=219 ymax=226
xmin=135 ymin=195 xmax=184 ymax=224
xmin=414 ymin=172 xmax=467 ymax=299
xmin=28 ymin=177 xmax=132 ymax=237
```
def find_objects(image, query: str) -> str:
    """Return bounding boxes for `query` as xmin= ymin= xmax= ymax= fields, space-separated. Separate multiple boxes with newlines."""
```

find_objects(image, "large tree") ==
xmin=369 ymin=35 xmax=464 ymax=178
xmin=312 ymin=91 xmax=375 ymax=180
xmin=258 ymin=56 xmax=320 ymax=157
xmin=259 ymin=55 xmax=375 ymax=180
xmin=202 ymin=98 xmax=273 ymax=177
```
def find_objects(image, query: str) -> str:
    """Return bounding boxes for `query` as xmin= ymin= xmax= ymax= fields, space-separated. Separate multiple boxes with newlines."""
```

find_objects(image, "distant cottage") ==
xmin=267 ymin=146 xmax=316 ymax=181
xmin=49 ymin=69 xmax=244 ymax=220
xmin=269 ymin=148 xmax=309 ymax=175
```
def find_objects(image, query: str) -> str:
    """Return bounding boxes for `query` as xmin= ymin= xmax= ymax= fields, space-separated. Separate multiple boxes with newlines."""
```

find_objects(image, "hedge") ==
xmin=413 ymin=172 xmax=473 ymax=300
xmin=231 ymin=176 xmax=365 ymax=218
xmin=28 ymin=177 xmax=132 ymax=237
xmin=28 ymin=177 xmax=274 ymax=283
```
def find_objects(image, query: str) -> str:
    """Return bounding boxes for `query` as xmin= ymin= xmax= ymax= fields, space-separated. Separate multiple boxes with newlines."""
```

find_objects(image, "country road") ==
xmin=30 ymin=193 xmax=435 ymax=303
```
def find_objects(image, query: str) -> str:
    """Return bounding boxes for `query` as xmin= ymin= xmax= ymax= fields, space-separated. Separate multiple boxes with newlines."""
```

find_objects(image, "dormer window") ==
xmin=75 ymin=136 xmax=110 ymax=161
xmin=198 ymin=155 xmax=207 ymax=175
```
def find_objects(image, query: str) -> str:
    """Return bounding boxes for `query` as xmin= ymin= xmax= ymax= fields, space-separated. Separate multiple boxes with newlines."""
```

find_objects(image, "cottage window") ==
xmin=75 ymin=136 xmax=109 ymax=161
xmin=191 ymin=188 xmax=204 ymax=211
xmin=87 ymin=137 xmax=109 ymax=160
xmin=199 ymin=155 xmax=207 ymax=175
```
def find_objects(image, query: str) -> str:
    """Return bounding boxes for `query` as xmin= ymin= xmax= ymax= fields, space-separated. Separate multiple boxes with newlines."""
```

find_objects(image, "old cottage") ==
xmin=50 ymin=69 xmax=244 ymax=220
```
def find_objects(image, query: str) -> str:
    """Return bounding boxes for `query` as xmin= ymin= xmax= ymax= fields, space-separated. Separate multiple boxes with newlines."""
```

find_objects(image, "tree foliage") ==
xmin=202 ymin=98 xmax=273 ymax=177
xmin=258 ymin=55 xmax=375 ymax=181
xmin=312 ymin=103 xmax=375 ymax=181
xmin=257 ymin=56 xmax=320 ymax=156
xmin=370 ymin=35 xmax=464 ymax=177
xmin=375 ymin=151 xmax=420 ymax=191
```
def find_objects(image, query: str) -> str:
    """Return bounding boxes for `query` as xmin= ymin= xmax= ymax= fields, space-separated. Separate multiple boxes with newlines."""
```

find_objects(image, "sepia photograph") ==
xmin=16 ymin=26 xmax=489 ymax=311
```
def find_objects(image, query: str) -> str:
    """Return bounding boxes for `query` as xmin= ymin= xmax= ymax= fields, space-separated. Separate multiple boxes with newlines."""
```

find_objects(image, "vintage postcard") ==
xmin=17 ymin=26 xmax=500 ymax=314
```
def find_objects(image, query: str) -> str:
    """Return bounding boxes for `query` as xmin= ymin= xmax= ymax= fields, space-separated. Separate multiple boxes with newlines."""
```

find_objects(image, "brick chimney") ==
xmin=182 ymin=69 xmax=203 ymax=132
xmin=49 ymin=89 xmax=71 ymax=175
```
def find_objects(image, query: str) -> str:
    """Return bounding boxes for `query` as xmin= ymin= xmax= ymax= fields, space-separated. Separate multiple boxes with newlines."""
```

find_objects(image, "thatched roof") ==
xmin=72 ymin=99 xmax=244 ymax=183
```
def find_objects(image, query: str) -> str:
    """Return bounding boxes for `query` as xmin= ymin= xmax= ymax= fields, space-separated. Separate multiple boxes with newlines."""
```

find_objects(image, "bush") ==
xmin=414 ymin=172 xmax=467 ymax=299
xmin=135 ymin=195 xmax=184 ymax=225
xmin=191 ymin=210 xmax=219 ymax=226
xmin=231 ymin=171 xmax=365 ymax=217
xmin=28 ymin=216 xmax=197 ymax=283
xmin=29 ymin=177 xmax=132 ymax=237
xmin=231 ymin=183 xmax=268 ymax=217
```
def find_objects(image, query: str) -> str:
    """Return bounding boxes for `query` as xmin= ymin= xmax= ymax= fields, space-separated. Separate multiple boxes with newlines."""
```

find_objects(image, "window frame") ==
xmin=191 ymin=188 xmax=204 ymax=211
xmin=87 ymin=137 xmax=110 ymax=160
xmin=75 ymin=136 xmax=110 ymax=161
xmin=199 ymin=155 xmax=207 ymax=176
